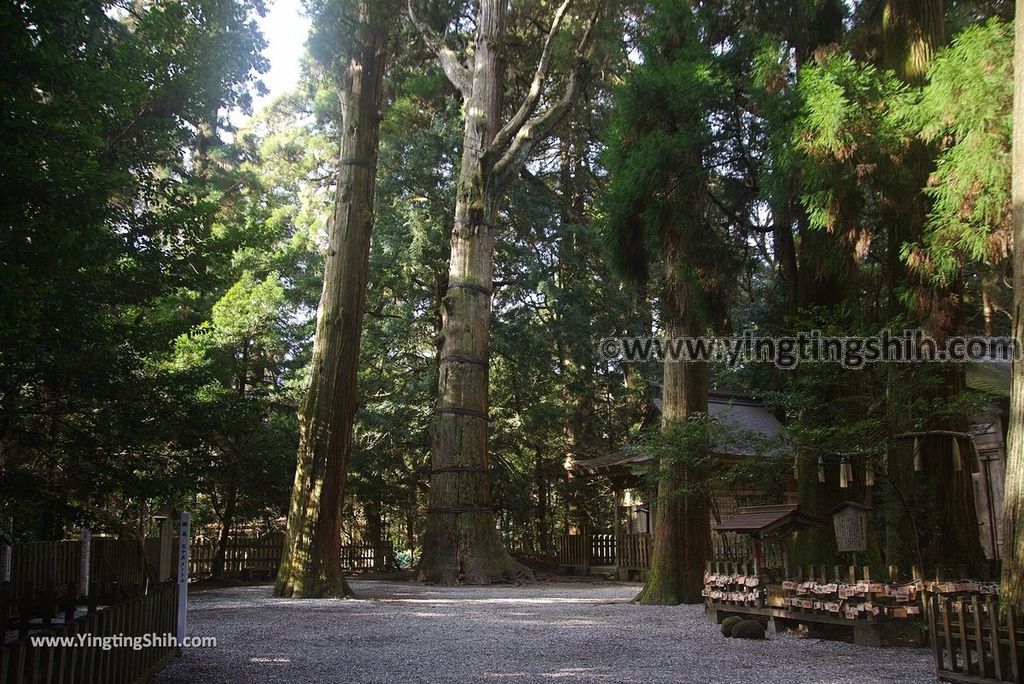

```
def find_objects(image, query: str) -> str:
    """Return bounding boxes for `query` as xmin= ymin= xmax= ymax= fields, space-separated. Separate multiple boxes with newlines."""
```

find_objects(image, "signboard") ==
xmin=832 ymin=503 xmax=869 ymax=553
xmin=177 ymin=512 xmax=191 ymax=644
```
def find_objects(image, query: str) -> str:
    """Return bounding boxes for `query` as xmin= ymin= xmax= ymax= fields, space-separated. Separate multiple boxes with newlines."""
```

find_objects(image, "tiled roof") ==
xmin=712 ymin=504 xmax=826 ymax=534
xmin=570 ymin=390 xmax=784 ymax=477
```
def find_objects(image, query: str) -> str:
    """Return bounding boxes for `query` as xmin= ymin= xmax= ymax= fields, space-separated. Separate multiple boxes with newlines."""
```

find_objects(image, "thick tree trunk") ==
xmin=636 ymin=242 xmax=711 ymax=605
xmin=880 ymin=0 xmax=984 ymax=576
xmin=1000 ymin=0 xmax=1024 ymax=613
xmin=418 ymin=0 xmax=520 ymax=584
xmin=275 ymin=18 xmax=386 ymax=599
xmin=882 ymin=0 xmax=944 ymax=87
xmin=414 ymin=0 xmax=595 ymax=582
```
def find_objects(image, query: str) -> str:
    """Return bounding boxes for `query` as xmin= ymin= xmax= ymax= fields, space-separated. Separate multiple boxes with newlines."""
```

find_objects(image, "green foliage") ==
xmin=600 ymin=2 xmax=726 ymax=284
xmin=900 ymin=19 xmax=1013 ymax=283
xmin=629 ymin=416 xmax=723 ymax=501
xmin=0 ymin=0 xmax=268 ymax=537
xmin=3 ymin=0 xmax=1013 ymax=578
xmin=795 ymin=53 xmax=906 ymax=233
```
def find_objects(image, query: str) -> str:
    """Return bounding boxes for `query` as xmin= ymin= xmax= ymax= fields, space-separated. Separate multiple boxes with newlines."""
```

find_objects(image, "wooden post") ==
xmin=158 ymin=517 xmax=174 ymax=583
xmin=175 ymin=512 xmax=190 ymax=646
xmin=0 ymin=537 xmax=10 ymax=583
xmin=613 ymin=488 xmax=624 ymax=577
xmin=78 ymin=528 xmax=90 ymax=598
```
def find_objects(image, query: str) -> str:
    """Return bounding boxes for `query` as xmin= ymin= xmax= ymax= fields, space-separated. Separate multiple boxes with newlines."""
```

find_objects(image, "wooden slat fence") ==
xmin=188 ymin=533 xmax=285 ymax=579
xmin=590 ymin=534 xmax=615 ymax=566
xmin=557 ymin=534 xmax=589 ymax=568
xmin=7 ymin=543 xmax=79 ymax=595
xmin=188 ymin=535 xmax=393 ymax=578
xmin=558 ymin=533 xmax=651 ymax=570
xmin=618 ymin=533 xmax=651 ymax=570
xmin=0 ymin=581 xmax=179 ymax=684
xmin=7 ymin=539 xmax=149 ymax=597
xmin=340 ymin=543 xmax=393 ymax=571
xmin=930 ymin=594 xmax=1024 ymax=683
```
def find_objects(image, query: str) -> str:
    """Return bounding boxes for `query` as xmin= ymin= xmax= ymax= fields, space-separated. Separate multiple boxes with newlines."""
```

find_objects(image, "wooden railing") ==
xmin=618 ymin=533 xmax=651 ymax=569
xmin=710 ymin=533 xmax=753 ymax=563
xmin=929 ymin=594 xmax=1024 ymax=683
xmin=0 ymin=581 xmax=179 ymax=684
xmin=558 ymin=533 xmax=651 ymax=570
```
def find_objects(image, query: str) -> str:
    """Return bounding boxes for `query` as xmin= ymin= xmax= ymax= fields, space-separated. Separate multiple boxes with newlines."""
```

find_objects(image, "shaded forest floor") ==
xmin=158 ymin=580 xmax=934 ymax=683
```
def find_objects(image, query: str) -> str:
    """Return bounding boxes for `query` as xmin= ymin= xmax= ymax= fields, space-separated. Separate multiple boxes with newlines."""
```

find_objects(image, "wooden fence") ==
xmin=340 ymin=543 xmax=393 ymax=571
xmin=930 ymin=594 xmax=1024 ymax=683
xmin=188 ymin=535 xmax=393 ymax=579
xmin=7 ymin=533 xmax=396 ymax=592
xmin=188 ymin=533 xmax=285 ymax=579
xmin=7 ymin=538 xmax=151 ymax=597
xmin=590 ymin=534 xmax=615 ymax=565
xmin=0 ymin=581 xmax=179 ymax=684
xmin=618 ymin=533 xmax=651 ymax=570
xmin=557 ymin=534 xmax=589 ymax=569
xmin=558 ymin=533 xmax=650 ymax=570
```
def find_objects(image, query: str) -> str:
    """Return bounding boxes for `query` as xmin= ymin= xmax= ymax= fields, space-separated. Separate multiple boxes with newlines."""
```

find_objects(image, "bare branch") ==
xmin=407 ymin=0 xmax=471 ymax=95
xmin=492 ymin=4 xmax=602 ymax=189
xmin=489 ymin=0 xmax=575 ymax=156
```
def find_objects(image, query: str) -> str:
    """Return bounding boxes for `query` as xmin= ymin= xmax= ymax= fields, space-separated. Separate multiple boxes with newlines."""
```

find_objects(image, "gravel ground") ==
xmin=157 ymin=579 xmax=935 ymax=684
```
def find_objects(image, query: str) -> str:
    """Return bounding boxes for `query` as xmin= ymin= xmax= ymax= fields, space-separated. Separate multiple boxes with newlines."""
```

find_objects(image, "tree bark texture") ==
xmin=414 ymin=0 xmax=596 ymax=582
xmin=999 ymin=0 xmax=1024 ymax=613
xmin=275 ymin=17 xmax=386 ymax=599
xmin=418 ymin=0 xmax=519 ymax=584
xmin=636 ymin=244 xmax=711 ymax=605
xmin=882 ymin=0 xmax=945 ymax=87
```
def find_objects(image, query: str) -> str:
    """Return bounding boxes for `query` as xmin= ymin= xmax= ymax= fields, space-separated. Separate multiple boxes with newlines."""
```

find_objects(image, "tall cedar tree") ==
xmin=275 ymin=0 xmax=391 ymax=598
xmin=1001 ymin=0 xmax=1024 ymax=613
xmin=601 ymin=1 xmax=733 ymax=604
xmin=884 ymin=0 xmax=987 ymax=574
xmin=409 ymin=0 xmax=600 ymax=583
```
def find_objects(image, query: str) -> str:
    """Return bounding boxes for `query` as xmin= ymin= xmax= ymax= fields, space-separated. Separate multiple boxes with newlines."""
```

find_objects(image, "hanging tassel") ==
xmin=793 ymin=452 xmax=800 ymax=478
xmin=866 ymin=462 xmax=875 ymax=486
xmin=818 ymin=455 xmax=826 ymax=483
xmin=952 ymin=437 xmax=962 ymax=472
xmin=913 ymin=436 xmax=923 ymax=472
xmin=839 ymin=457 xmax=851 ymax=488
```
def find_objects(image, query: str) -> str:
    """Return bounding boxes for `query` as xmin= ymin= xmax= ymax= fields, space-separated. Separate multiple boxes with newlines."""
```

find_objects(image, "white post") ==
xmin=79 ymin=528 xmax=91 ymax=597
xmin=176 ymin=512 xmax=191 ymax=644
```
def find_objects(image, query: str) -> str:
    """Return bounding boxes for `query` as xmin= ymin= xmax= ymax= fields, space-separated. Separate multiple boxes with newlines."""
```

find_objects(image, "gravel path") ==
xmin=157 ymin=579 xmax=935 ymax=683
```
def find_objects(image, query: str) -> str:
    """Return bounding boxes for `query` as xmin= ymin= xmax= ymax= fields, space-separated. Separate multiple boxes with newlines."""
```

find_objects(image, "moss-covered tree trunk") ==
xmin=416 ymin=0 xmax=520 ymax=584
xmin=412 ymin=0 xmax=597 ymax=582
xmin=636 ymin=239 xmax=711 ymax=605
xmin=275 ymin=11 xmax=387 ymax=598
xmin=1000 ymin=0 xmax=1024 ymax=613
